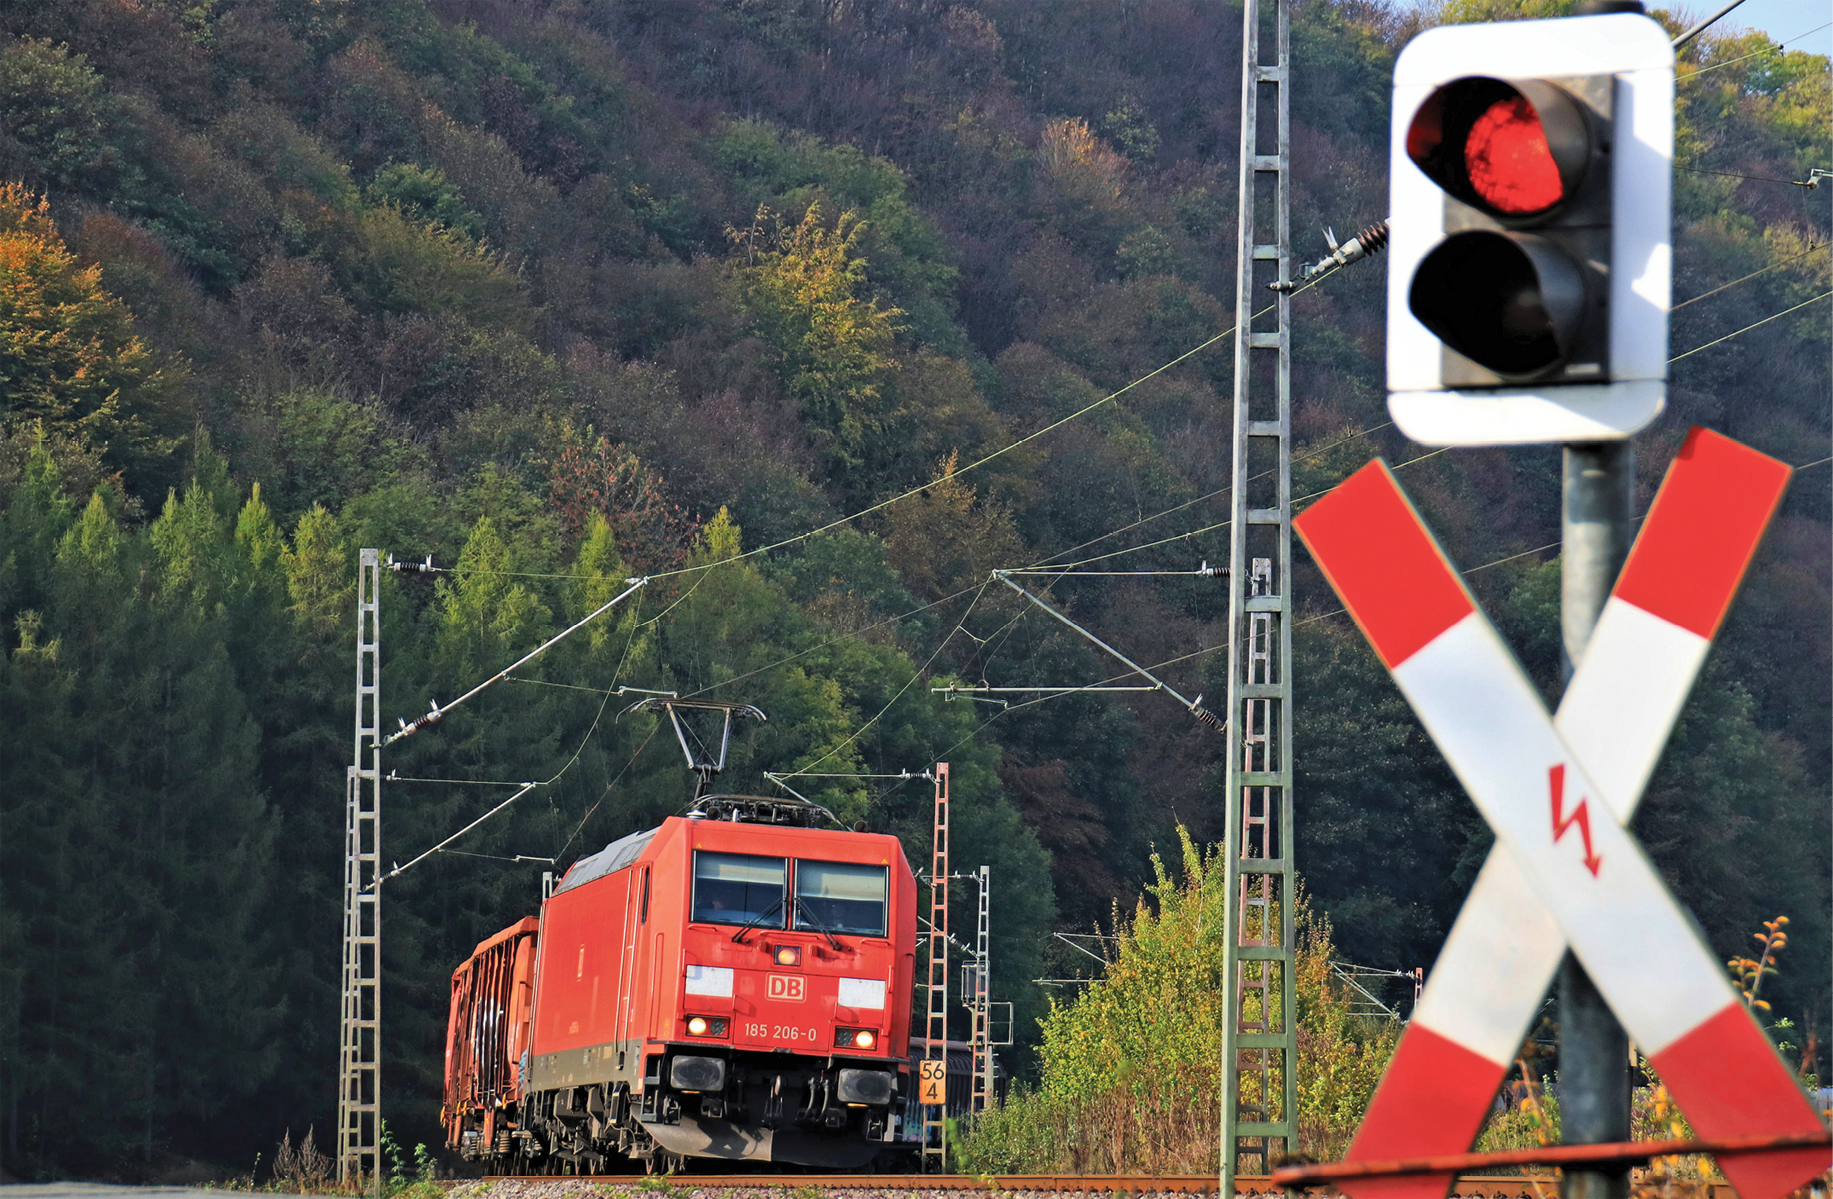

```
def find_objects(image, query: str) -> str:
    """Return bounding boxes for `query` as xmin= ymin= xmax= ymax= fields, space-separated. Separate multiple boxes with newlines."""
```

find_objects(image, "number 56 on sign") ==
xmin=918 ymin=1059 xmax=946 ymax=1105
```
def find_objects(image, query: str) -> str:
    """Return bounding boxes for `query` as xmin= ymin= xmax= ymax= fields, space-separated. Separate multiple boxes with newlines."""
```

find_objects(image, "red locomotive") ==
xmin=442 ymin=773 xmax=919 ymax=1172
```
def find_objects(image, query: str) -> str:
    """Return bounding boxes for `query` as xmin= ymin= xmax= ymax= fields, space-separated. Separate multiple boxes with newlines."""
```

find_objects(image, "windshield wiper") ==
xmin=794 ymin=898 xmax=846 ymax=951
xmin=730 ymin=895 xmax=786 ymax=944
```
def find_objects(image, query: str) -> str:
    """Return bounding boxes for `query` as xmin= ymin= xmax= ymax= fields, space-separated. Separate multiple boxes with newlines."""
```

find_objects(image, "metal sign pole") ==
xmin=1558 ymin=445 xmax=1634 ymax=1199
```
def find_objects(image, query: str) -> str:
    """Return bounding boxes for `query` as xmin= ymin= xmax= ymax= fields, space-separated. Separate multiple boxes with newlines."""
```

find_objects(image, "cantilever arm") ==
xmin=990 ymin=571 xmax=1225 ymax=733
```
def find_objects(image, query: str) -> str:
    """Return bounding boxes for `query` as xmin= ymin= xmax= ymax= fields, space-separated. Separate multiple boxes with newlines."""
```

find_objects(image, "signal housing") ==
xmin=1407 ymin=73 xmax=1612 ymax=387
xmin=1385 ymin=15 xmax=1673 ymax=446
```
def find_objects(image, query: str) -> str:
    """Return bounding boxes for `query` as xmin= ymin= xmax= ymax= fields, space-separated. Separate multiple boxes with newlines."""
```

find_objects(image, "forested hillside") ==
xmin=0 ymin=0 xmax=1826 ymax=1177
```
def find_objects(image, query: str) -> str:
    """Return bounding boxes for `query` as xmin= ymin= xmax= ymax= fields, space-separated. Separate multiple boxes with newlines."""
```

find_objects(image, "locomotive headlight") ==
xmin=853 ymin=1030 xmax=876 ymax=1050
xmin=687 ymin=1016 xmax=709 ymax=1036
xmin=685 ymin=1016 xmax=727 ymax=1037
xmin=835 ymin=1026 xmax=877 ymax=1049
xmin=774 ymin=945 xmax=802 ymax=967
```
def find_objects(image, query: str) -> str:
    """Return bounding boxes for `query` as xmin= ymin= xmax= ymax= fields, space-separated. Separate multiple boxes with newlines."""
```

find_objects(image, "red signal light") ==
xmin=1406 ymin=76 xmax=1592 ymax=221
xmin=1464 ymin=97 xmax=1564 ymax=215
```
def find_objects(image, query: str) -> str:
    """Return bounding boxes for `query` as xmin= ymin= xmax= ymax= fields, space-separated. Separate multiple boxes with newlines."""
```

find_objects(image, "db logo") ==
xmin=767 ymin=974 xmax=806 ymax=1001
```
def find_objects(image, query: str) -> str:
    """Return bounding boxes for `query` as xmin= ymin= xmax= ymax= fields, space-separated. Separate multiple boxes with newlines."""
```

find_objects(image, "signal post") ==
xmin=1381 ymin=9 xmax=1673 ymax=1197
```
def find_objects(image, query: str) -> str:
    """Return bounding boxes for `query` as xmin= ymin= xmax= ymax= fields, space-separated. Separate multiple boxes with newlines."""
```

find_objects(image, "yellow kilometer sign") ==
xmin=918 ymin=1058 xmax=946 ymax=1105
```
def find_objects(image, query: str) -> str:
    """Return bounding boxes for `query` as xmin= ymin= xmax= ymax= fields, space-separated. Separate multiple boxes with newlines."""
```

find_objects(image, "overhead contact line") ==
xmin=1669 ymin=289 xmax=1833 ymax=361
xmin=1672 ymin=242 xmax=1828 ymax=310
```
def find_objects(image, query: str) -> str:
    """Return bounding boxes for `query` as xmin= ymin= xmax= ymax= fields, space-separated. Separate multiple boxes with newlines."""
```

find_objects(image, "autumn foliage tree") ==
xmin=730 ymin=203 xmax=901 ymax=486
xmin=882 ymin=450 xmax=1023 ymax=602
xmin=0 ymin=184 xmax=187 ymax=484
xmin=547 ymin=433 xmax=700 ymax=573
xmin=0 ymin=0 xmax=1824 ymax=1176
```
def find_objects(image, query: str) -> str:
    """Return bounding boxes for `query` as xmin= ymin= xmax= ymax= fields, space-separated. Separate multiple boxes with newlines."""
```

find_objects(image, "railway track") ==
xmin=474 ymin=1173 xmax=1660 ymax=1197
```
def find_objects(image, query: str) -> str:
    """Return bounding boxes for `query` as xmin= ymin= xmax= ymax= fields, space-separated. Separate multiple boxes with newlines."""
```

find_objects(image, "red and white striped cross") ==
xmin=1293 ymin=428 xmax=1825 ymax=1199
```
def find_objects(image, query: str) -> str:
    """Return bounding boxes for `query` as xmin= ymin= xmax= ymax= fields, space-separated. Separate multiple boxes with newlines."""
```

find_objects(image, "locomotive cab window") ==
xmin=794 ymin=861 xmax=888 ymax=937
xmin=692 ymin=852 xmax=786 ymax=927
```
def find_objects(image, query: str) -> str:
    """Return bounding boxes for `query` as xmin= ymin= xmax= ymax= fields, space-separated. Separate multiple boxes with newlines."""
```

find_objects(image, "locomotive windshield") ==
xmin=692 ymin=852 xmax=786 ymax=926
xmin=794 ymin=860 xmax=888 ymax=937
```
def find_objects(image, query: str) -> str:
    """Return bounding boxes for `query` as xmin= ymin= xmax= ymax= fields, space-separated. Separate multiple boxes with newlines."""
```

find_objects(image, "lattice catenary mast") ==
xmin=338 ymin=549 xmax=383 ymax=1193
xmin=922 ymin=763 xmax=950 ymax=1172
xmin=968 ymin=864 xmax=992 ymax=1116
xmin=1219 ymin=0 xmax=1298 ymax=1184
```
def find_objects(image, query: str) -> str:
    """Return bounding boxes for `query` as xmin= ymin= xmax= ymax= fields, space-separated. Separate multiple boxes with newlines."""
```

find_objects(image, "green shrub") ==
xmin=959 ymin=828 xmax=1399 ymax=1172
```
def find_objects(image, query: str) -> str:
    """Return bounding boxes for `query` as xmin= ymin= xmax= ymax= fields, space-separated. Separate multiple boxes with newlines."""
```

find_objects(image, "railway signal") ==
xmin=1293 ymin=433 xmax=1828 ymax=1199
xmin=1385 ymin=13 xmax=1674 ymax=446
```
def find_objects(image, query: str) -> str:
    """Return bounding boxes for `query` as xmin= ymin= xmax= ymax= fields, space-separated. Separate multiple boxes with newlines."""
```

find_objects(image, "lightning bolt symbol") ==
xmin=1548 ymin=763 xmax=1602 ymax=877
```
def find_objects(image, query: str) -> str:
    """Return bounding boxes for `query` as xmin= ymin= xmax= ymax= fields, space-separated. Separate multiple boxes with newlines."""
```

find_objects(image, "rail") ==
xmin=477 ymin=1174 xmax=1656 ymax=1195
xmin=1269 ymin=1131 xmax=1833 ymax=1188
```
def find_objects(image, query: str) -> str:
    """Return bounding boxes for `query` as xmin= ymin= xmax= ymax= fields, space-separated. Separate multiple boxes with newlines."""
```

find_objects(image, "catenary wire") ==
xmin=554 ymin=722 xmax=662 ymax=866
xmin=823 ymin=422 xmax=1398 ymax=682
xmin=1026 ymin=446 xmax=1453 ymax=573
xmin=440 ymin=849 xmax=557 ymax=864
xmin=1673 ymin=242 xmax=1828 ymax=311
xmin=502 ymin=418 xmax=1385 ymax=718
xmin=510 ymin=581 xmax=987 ymax=704
xmin=420 ymin=270 xmax=1353 ymax=589
xmin=1275 ymin=451 xmax=1833 ymax=638
xmin=386 ymin=775 xmax=532 ymax=785
xmin=1027 ymin=423 xmax=1397 ymax=568
xmin=1679 ymin=21 xmax=1832 ymax=80
xmin=393 ymin=225 xmax=1833 ymax=875
xmin=938 ymin=529 xmax=1577 ymax=761
xmin=1675 ymin=165 xmax=1826 ymax=187
xmin=893 ymin=277 xmax=1833 ymax=762
xmin=384 ymin=590 xmax=646 ymax=881
xmin=777 ymin=577 xmax=995 ymax=779
xmin=824 ymin=292 xmax=1833 ymax=766
xmin=436 ymin=279 xmax=1833 ymax=798
xmin=395 ymin=272 xmax=1833 ymax=769
xmin=1670 ymin=289 xmax=1833 ymax=361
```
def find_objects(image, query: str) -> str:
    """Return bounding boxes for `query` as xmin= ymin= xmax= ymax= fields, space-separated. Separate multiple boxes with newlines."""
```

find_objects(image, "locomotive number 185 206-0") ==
xmin=744 ymin=1022 xmax=819 ymax=1042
